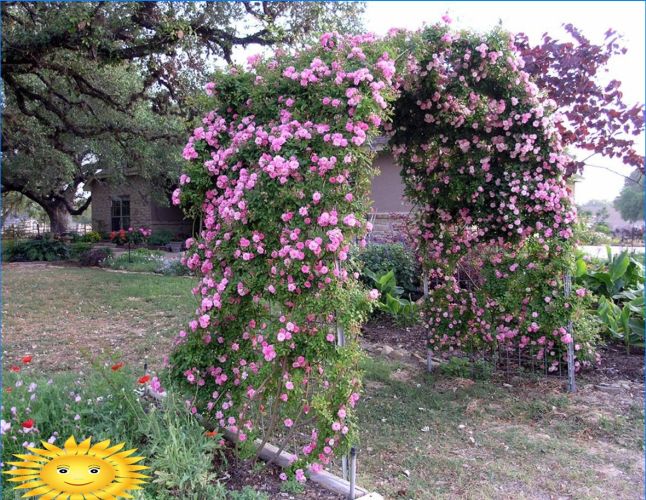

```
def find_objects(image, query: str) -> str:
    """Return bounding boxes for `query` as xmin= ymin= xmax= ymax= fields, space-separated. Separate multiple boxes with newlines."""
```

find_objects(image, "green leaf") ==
xmin=610 ymin=252 xmax=630 ymax=281
xmin=575 ymin=257 xmax=587 ymax=278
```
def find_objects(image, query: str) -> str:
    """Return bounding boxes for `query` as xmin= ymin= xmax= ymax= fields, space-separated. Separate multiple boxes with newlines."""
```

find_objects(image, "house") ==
xmin=89 ymin=177 xmax=194 ymax=237
xmin=89 ymin=151 xmax=410 ymax=239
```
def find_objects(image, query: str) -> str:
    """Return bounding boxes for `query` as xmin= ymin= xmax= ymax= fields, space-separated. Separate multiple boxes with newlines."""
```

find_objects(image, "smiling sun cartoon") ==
xmin=4 ymin=436 xmax=149 ymax=499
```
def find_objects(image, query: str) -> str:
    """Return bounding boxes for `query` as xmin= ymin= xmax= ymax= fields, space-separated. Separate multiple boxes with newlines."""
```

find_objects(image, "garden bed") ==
xmin=218 ymin=447 xmax=344 ymax=499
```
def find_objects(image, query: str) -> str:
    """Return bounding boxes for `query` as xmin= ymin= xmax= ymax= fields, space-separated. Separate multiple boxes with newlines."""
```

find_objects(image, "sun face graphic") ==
xmin=4 ymin=436 xmax=149 ymax=499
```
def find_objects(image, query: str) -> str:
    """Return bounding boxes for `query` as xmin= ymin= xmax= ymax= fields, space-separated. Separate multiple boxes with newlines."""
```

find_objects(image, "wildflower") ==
xmin=1 ymin=420 xmax=10 ymax=435
xmin=284 ymin=418 xmax=294 ymax=428
xmin=111 ymin=362 xmax=125 ymax=371
xmin=9 ymin=365 xmax=20 ymax=373
xmin=205 ymin=430 xmax=218 ymax=438
xmin=21 ymin=355 xmax=32 ymax=364
xmin=21 ymin=419 xmax=34 ymax=430
xmin=138 ymin=375 xmax=151 ymax=384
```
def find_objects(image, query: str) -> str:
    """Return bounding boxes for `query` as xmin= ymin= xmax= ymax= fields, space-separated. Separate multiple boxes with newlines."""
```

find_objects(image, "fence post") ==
xmin=564 ymin=273 xmax=576 ymax=393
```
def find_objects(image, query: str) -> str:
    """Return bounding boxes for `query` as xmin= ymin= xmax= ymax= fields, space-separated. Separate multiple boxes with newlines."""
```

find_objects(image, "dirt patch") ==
xmin=217 ymin=447 xmax=344 ymax=499
xmin=362 ymin=315 xmax=645 ymax=385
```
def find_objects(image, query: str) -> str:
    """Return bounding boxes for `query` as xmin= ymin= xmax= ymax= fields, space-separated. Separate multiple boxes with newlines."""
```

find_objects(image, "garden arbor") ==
xmin=171 ymin=23 xmax=585 ymax=479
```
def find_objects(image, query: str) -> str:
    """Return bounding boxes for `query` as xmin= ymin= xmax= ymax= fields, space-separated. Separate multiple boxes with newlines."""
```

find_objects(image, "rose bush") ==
xmin=389 ymin=24 xmax=585 ymax=368
xmin=171 ymin=21 xmax=586 ymax=479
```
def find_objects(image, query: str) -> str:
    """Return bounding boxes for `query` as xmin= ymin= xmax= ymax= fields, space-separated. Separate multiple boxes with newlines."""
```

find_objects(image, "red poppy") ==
xmin=138 ymin=375 xmax=151 ymax=384
xmin=22 ymin=355 xmax=32 ymax=364
xmin=5 ymin=387 xmax=12 ymax=393
xmin=9 ymin=365 xmax=20 ymax=373
xmin=111 ymin=362 xmax=125 ymax=371
xmin=21 ymin=419 xmax=34 ymax=429
xmin=205 ymin=430 xmax=218 ymax=438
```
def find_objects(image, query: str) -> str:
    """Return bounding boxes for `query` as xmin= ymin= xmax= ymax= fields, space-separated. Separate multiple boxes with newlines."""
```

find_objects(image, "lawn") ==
xmin=2 ymin=263 xmax=196 ymax=373
xmin=2 ymin=263 xmax=644 ymax=499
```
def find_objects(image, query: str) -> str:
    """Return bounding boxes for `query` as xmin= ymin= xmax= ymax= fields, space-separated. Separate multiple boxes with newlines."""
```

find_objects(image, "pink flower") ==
xmin=575 ymin=288 xmax=586 ymax=297
xmin=312 ymin=192 xmax=322 ymax=203
xmin=368 ymin=289 xmax=380 ymax=301
xmin=284 ymin=418 xmax=294 ymax=428
xmin=295 ymin=469 xmax=306 ymax=483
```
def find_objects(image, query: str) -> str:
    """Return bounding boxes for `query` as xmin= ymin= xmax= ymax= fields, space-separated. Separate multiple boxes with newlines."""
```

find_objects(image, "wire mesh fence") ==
xmin=1 ymin=221 xmax=92 ymax=239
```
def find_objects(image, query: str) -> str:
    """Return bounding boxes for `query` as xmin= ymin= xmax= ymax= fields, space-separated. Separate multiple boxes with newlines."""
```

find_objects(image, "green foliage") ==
xmin=69 ymin=241 xmax=92 ymax=259
xmin=80 ymin=230 xmax=102 ymax=243
xmin=575 ymin=249 xmax=645 ymax=352
xmin=148 ymin=229 xmax=175 ymax=246
xmin=3 ymin=237 xmax=70 ymax=262
xmin=364 ymin=269 xmax=418 ymax=325
xmin=438 ymin=357 xmax=493 ymax=380
xmin=104 ymin=249 xmax=167 ymax=273
xmin=356 ymin=243 xmax=419 ymax=294
xmin=103 ymin=249 xmax=190 ymax=276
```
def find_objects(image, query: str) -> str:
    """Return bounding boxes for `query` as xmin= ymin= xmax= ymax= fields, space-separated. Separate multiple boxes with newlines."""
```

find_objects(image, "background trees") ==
xmin=614 ymin=170 xmax=644 ymax=224
xmin=1 ymin=1 xmax=365 ymax=232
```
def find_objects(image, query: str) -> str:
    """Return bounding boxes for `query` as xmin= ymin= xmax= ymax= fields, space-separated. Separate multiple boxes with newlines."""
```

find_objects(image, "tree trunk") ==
xmin=44 ymin=201 xmax=73 ymax=234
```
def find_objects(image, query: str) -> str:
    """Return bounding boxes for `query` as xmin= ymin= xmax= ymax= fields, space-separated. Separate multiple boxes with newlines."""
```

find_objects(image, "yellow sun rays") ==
xmin=3 ymin=436 xmax=149 ymax=499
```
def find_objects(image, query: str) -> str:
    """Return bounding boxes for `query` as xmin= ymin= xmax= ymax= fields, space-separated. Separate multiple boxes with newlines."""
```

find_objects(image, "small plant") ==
xmin=80 ymin=231 xmax=102 ymax=243
xmin=357 ymin=242 xmax=420 ymax=295
xmin=365 ymin=269 xmax=418 ymax=324
xmin=438 ymin=357 xmax=493 ymax=380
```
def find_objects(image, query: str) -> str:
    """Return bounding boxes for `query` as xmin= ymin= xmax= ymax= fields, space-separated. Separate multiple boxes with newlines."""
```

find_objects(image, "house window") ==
xmin=111 ymin=197 xmax=130 ymax=231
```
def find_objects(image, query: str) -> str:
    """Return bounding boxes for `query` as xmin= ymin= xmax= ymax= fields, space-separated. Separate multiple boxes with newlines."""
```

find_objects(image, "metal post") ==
xmin=564 ymin=273 xmax=576 ymax=393
xmin=348 ymin=447 xmax=357 ymax=500
xmin=423 ymin=276 xmax=433 ymax=373
xmin=336 ymin=258 xmax=351 ymax=480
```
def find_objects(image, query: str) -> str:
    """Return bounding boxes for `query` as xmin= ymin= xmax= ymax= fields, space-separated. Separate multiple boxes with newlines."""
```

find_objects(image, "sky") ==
xmin=362 ymin=1 xmax=645 ymax=205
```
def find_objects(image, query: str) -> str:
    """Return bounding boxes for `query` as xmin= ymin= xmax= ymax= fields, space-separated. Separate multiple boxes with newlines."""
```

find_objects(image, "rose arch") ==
xmin=169 ymin=22 xmax=587 ymax=477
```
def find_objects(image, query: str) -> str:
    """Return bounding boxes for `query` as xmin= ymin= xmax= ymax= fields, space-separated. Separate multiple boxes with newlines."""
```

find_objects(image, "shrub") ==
xmin=148 ymin=229 xmax=174 ymax=246
xmin=3 ymin=237 xmax=70 ymax=262
xmin=79 ymin=247 xmax=112 ymax=266
xmin=80 ymin=230 xmax=102 ymax=243
xmin=356 ymin=242 xmax=419 ymax=294
xmin=69 ymin=241 xmax=93 ymax=259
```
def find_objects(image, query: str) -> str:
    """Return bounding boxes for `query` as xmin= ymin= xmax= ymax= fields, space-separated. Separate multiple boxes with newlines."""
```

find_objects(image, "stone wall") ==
xmin=90 ymin=177 xmax=152 ymax=234
xmin=368 ymin=212 xmax=411 ymax=244
xmin=91 ymin=176 xmax=193 ymax=237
